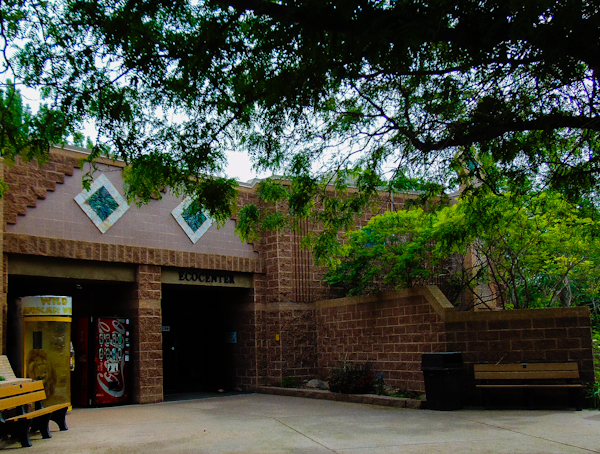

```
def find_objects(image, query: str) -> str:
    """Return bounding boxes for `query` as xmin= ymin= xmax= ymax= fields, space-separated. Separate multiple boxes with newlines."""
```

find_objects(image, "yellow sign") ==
xmin=21 ymin=296 xmax=73 ymax=317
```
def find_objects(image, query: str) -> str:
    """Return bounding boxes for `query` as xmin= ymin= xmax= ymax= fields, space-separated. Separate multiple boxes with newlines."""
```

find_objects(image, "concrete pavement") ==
xmin=1 ymin=393 xmax=599 ymax=453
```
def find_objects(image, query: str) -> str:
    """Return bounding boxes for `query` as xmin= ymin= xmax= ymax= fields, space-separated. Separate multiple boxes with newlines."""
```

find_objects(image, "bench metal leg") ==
xmin=568 ymin=388 xmax=583 ymax=411
xmin=31 ymin=414 xmax=53 ymax=439
xmin=524 ymin=389 xmax=535 ymax=409
xmin=51 ymin=407 xmax=69 ymax=431
xmin=12 ymin=420 xmax=33 ymax=448
xmin=482 ymin=389 xmax=491 ymax=409
xmin=0 ymin=421 xmax=8 ymax=440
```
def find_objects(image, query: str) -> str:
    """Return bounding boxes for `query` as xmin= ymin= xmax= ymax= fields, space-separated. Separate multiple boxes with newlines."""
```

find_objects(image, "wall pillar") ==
xmin=128 ymin=265 xmax=163 ymax=404
xmin=0 ymin=160 xmax=7 ymax=354
xmin=0 ymin=255 xmax=6 ymax=355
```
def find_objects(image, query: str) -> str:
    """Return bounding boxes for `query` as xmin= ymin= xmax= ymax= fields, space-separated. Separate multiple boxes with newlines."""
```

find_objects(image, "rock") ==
xmin=306 ymin=379 xmax=329 ymax=390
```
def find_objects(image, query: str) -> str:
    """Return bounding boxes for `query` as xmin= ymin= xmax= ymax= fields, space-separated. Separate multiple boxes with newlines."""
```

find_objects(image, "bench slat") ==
xmin=6 ymin=402 xmax=70 ymax=423
xmin=477 ymin=384 xmax=586 ymax=389
xmin=0 ymin=390 xmax=47 ymax=411
xmin=0 ymin=381 xmax=44 ymax=398
xmin=474 ymin=363 xmax=578 ymax=372
xmin=474 ymin=362 xmax=583 ymax=411
xmin=475 ymin=370 xmax=580 ymax=380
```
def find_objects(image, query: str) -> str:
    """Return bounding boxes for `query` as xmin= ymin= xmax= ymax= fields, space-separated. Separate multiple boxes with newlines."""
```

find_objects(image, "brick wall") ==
xmin=3 ymin=233 xmax=263 ymax=273
xmin=2 ymin=149 xmax=594 ymax=405
xmin=3 ymin=153 xmax=80 ymax=226
xmin=0 ymin=161 xmax=5 ymax=353
xmin=229 ymin=303 xmax=259 ymax=388
xmin=126 ymin=265 xmax=163 ymax=404
xmin=314 ymin=287 xmax=594 ymax=398
xmin=250 ymin=303 xmax=318 ymax=386
xmin=316 ymin=289 xmax=446 ymax=392
xmin=6 ymin=149 xmax=258 ymax=259
xmin=446 ymin=306 xmax=595 ymax=403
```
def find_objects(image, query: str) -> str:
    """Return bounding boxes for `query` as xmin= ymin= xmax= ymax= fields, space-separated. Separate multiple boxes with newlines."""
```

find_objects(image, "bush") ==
xmin=280 ymin=375 xmax=298 ymax=388
xmin=328 ymin=361 xmax=383 ymax=394
xmin=388 ymin=389 xmax=422 ymax=400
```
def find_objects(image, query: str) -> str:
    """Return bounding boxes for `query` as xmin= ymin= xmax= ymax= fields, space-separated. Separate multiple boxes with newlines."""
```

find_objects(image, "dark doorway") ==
xmin=161 ymin=285 xmax=248 ymax=395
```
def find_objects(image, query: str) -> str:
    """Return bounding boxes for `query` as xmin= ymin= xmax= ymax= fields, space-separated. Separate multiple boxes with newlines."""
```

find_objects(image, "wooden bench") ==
xmin=0 ymin=381 xmax=69 ymax=447
xmin=474 ymin=362 xmax=586 ymax=410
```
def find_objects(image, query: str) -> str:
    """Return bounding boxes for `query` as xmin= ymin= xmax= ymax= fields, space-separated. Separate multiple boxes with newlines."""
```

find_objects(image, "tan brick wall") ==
xmin=3 ymin=153 xmax=80 ymax=226
xmin=5 ymin=149 xmax=258 ymax=259
xmin=3 ymin=233 xmax=263 ymax=274
xmin=250 ymin=302 xmax=318 ymax=386
xmin=446 ymin=306 xmax=595 ymax=403
xmin=314 ymin=288 xmax=594 ymax=397
xmin=126 ymin=265 xmax=163 ymax=404
xmin=229 ymin=301 xmax=259 ymax=388
xmin=316 ymin=289 xmax=446 ymax=392
xmin=0 ymin=160 xmax=5 ymax=353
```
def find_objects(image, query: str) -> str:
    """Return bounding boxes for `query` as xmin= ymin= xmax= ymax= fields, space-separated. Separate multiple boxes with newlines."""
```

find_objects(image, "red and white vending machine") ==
xmin=74 ymin=317 xmax=130 ymax=406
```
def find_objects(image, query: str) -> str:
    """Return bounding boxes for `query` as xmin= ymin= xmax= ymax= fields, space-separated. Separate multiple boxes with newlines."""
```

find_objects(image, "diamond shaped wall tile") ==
xmin=74 ymin=174 xmax=129 ymax=233
xmin=172 ymin=197 xmax=214 ymax=244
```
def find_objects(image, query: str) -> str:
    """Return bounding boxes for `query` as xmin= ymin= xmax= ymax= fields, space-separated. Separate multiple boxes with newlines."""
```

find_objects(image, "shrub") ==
xmin=388 ymin=389 xmax=422 ymax=400
xmin=280 ymin=375 xmax=298 ymax=388
xmin=328 ymin=361 xmax=382 ymax=394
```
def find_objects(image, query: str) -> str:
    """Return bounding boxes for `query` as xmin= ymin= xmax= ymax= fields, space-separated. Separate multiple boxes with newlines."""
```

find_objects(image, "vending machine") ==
xmin=18 ymin=296 xmax=73 ymax=407
xmin=74 ymin=317 xmax=130 ymax=406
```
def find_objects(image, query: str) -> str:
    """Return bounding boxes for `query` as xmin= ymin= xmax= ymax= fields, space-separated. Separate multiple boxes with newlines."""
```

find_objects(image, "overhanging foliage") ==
xmin=1 ymin=1 xmax=599 ymax=244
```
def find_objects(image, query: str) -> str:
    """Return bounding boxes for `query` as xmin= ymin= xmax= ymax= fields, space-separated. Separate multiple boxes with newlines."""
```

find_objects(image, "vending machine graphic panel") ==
xmin=19 ymin=296 xmax=72 ymax=407
xmin=23 ymin=317 xmax=71 ymax=406
xmin=93 ymin=317 xmax=129 ymax=405
xmin=75 ymin=316 xmax=130 ymax=406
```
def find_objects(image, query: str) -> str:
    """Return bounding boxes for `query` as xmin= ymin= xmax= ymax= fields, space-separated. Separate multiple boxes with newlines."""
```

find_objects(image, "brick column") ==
xmin=0 ymin=257 xmax=6 ymax=355
xmin=0 ymin=160 xmax=7 ymax=354
xmin=258 ymin=224 xmax=293 ymax=386
xmin=128 ymin=265 xmax=163 ymax=404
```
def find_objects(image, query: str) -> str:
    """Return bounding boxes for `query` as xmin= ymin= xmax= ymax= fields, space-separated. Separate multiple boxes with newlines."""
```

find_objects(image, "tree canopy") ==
xmin=326 ymin=191 xmax=600 ymax=311
xmin=1 ymin=1 xmax=599 ymax=247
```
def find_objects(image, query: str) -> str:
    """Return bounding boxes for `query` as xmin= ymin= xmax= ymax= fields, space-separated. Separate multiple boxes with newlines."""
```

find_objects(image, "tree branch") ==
xmin=411 ymin=114 xmax=600 ymax=152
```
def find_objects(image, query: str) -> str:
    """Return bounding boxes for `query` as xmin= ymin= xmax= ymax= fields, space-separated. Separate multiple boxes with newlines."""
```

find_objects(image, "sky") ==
xmin=224 ymin=151 xmax=268 ymax=183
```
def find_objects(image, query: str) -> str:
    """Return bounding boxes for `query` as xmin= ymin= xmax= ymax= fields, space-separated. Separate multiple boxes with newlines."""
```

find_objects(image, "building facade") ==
xmin=0 ymin=146 xmax=399 ymax=404
xmin=1 ymin=146 xmax=593 ymax=407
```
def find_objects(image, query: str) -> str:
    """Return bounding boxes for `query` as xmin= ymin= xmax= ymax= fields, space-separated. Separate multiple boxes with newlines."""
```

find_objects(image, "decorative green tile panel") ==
xmin=172 ymin=197 xmax=214 ymax=244
xmin=87 ymin=186 xmax=119 ymax=221
xmin=181 ymin=202 xmax=207 ymax=232
xmin=74 ymin=174 xmax=129 ymax=233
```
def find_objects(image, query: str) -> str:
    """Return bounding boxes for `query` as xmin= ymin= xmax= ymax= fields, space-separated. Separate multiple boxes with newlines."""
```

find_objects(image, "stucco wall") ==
xmin=5 ymin=153 xmax=257 ymax=259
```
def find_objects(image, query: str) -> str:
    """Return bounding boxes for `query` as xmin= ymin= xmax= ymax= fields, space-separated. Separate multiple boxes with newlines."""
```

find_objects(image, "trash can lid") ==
xmin=421 ymin=352 xmax=463 ymax=370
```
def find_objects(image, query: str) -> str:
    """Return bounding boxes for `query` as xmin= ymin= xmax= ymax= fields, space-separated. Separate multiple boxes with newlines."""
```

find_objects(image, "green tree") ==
xmin=1 ymin=1 xmax=599 ymax=243
xmin=326 ymin=192 xmax=600 ymax=311
xmin=0 ymin=82 xmax=75 ymax=193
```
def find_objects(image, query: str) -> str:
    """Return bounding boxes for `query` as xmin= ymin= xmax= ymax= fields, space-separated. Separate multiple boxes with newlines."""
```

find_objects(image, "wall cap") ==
xmin=315 ymin=286 xmax=591 ymax=323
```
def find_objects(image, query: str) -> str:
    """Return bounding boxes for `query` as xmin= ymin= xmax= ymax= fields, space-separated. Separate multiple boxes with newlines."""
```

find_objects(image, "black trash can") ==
xmin=421 ymin=352 xmax=464 ymax=411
